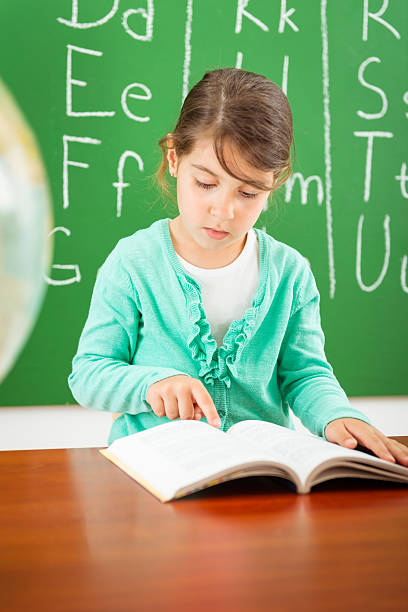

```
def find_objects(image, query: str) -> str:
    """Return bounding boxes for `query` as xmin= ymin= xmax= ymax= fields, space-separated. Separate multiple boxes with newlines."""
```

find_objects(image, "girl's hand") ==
xmin=146 ymin=375 xmax=221 ymax=428
xmin=324 ymin=418 xmax=408 ymax=466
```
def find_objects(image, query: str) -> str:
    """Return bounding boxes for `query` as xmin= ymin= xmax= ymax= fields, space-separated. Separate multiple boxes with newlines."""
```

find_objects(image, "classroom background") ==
xmin=0 ymin=0 xmax=407 ymax=449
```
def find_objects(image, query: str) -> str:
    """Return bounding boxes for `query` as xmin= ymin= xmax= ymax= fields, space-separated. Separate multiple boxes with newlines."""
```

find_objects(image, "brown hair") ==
xmin=151 ymin=67 xmax=295 ymax=208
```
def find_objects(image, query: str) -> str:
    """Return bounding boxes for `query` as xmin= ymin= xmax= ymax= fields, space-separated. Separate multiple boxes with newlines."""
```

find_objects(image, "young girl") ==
xmin=68 ymin=68 xmax=408 ymax=466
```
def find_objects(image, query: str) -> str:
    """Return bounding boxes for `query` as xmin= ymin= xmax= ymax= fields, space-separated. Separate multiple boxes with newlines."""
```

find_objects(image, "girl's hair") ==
xmin=152 ymin=67 xmax=295 ymax=207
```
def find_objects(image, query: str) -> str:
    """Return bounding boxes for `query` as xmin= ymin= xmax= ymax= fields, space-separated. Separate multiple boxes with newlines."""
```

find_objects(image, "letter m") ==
xmin=285 ymin=172 xmax=324 ymax=205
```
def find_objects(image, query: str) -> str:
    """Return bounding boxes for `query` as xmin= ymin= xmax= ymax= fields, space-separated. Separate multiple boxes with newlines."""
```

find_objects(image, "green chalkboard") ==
xmin=0 ymin=0 xmax=407 ymax=407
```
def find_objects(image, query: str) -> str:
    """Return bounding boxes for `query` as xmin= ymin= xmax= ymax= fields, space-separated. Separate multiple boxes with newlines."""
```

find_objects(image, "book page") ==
xmin=107 ymin=420 xmax=280 ymax=499
xmin=227 ymin=420 xmax=405 ymax=484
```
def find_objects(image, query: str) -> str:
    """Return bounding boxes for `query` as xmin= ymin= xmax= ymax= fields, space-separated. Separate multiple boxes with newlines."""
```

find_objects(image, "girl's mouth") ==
xmin=204 ymin=228 xmax=229 ymax=240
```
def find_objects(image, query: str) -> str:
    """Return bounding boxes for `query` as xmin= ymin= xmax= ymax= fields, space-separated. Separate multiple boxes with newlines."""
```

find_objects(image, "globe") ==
xmin=0 ymin=79 xmax=53 ymax=384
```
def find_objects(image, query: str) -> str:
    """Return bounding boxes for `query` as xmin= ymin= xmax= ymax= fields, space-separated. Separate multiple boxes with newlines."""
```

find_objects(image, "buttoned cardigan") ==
xmin=68 ymin=218 xmax=372 ymax=445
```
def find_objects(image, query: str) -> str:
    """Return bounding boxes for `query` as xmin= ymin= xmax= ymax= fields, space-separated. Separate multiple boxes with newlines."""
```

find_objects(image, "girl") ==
xmin=68 ymin=68 xmax=408 ymax=466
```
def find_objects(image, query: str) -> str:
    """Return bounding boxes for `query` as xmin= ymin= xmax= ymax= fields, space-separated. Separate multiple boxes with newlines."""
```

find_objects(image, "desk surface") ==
xmin=1 ymin=437 xmax=408 ymax=612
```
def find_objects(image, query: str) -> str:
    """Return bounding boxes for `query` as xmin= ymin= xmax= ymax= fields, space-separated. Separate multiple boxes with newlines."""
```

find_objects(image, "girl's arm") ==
xmin=277 ymin=265 xmax=373 ymax=440
xmin=68 ymin=246 xmax=188 ymax=415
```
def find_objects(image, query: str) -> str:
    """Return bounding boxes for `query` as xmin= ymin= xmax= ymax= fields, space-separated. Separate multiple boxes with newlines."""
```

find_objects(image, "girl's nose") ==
xmin=210 ymin=194 xmax=234 ymax=219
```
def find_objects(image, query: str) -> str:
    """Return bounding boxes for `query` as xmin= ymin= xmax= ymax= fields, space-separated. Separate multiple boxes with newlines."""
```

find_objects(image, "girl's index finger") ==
xmin=193 ymin=385 xmax=221 ymax=427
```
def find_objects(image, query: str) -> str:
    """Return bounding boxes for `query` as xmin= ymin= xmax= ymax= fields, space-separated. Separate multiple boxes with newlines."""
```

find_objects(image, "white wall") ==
xmin=0 ymin=397 xmax=407 ymax=450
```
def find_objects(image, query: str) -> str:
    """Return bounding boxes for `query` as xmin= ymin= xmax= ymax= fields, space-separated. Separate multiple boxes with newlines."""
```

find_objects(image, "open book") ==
xmin=99 ymin=419 xmax=408 ymax=502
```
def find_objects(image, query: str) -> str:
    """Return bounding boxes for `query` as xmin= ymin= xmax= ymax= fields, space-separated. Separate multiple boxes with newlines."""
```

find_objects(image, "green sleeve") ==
xmin=68 ymin=246 xmax=188 ymax=415
xmin=277 ymin=264 xmax=373 ymax=439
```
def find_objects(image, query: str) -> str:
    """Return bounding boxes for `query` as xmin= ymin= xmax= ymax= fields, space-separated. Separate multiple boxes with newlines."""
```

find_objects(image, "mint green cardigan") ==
xmin=68 ymin=218 xmax=372 ymax=445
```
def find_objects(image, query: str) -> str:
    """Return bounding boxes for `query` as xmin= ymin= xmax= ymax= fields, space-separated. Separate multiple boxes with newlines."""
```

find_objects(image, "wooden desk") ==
xmin=1 ymin=437 xmax=408 ymax=612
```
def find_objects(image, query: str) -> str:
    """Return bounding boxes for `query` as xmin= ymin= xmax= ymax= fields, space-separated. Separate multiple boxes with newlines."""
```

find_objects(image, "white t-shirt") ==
xmin=175 ymin=229 xmax=259 ymax=347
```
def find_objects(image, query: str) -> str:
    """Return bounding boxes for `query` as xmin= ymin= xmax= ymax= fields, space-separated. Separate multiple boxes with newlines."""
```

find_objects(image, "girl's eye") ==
xmin=195 ymin=179 xmax=258 ymax=199
xmin=196 ymin=179 xmax=214 ymax=191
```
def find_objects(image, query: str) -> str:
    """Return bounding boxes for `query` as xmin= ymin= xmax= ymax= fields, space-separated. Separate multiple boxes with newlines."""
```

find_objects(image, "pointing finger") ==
xmin=192 ymin=383 xmax=220 ymax=427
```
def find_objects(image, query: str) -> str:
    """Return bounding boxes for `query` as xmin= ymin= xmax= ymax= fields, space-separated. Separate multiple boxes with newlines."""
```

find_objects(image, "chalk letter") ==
xmin=279 ymin=0 xmax=299 ymax=33
xmin=113 ymin=151 xmax=144 ymax=218
xmin=235 ymin=0 xmax=269 ymax=34
xmin=403 ymin=91 xmax=408 ymax=119
xmin=362 ymin=0 xmax=400 ymax=41
xmin=285 ymin=172 xmax=324 ymax=205
xmin=356 ymin=214 xmax=390 ymax=292
xmin=63 ymin=135 xmax=102 ymax=209
xmin=44 ymin=227 xmax=81 ymax=286
xmin=353 ymin=131 xmax=393 ymax=202
xmin=357 ymin=57 xmax=387 ymax=120
xmin=57 ymin=0 xmax=119 ymax=29
xmin=281 ymin=55 xmax=289 ymax=95
xmin=401 ymin=256 xmax=408 ymax=294
xmin=395 ymin=163 xmax=408 ymax=199
xmin=122 ymin=0 xmax=154 ymax=41
xmin=121 ymin=83 xmax=152 ymax=122
xmin=66 ymin=45 xmax=115 ymax=117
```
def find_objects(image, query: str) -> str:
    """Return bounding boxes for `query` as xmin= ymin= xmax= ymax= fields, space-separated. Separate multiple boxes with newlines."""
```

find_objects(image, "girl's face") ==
xmin=167 ymin=134 xmax=274 ymax=267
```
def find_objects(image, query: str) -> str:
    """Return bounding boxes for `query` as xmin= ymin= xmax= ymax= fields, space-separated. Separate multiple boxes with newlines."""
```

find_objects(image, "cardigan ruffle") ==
xmin=177 ymin=270 xmax=265 ymax=389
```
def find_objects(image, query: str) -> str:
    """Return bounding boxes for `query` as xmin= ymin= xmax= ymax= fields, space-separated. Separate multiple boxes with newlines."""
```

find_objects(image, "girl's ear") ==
xmin=167 ymin=151 xmax=178 ymax=177
xmin=166 ymin=135 xmax=178 ymax=177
